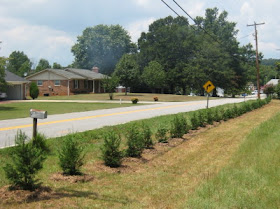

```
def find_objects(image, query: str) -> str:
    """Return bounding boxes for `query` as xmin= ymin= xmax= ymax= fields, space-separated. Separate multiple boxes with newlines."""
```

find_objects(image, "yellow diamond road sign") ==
xmin=203 ymin=81 xmax=215 ymax=93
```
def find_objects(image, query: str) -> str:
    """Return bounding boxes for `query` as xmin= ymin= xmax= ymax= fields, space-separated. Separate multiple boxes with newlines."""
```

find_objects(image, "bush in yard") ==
xmin=29 ymin=82 xmax=39 ymax=100
xmin=126 ymin=125 xmax=144 ymax=157
xmin=58 ymin=134 xmax=85 ymax=175
xmin=31 ymin=133 xmax=50 ymax=154
xmin=263 ymin=84 xmax=275 ymax=97
xmin=142 ymin=123 xmax=153 ymax=148
xmin=3 ymin=131 xmax=46 ymax=191
xmin=170 ymin=115 xmax=188 ymax=138
xmin=131 ymin=97 xmax=139 ymax=104
xmin=156 ymin=126 xmax=168 ymax=143
xmin=101 ymin=131 xmax=123 ymax=167
xmin=190 ymin=112 xmax=200 ymax=130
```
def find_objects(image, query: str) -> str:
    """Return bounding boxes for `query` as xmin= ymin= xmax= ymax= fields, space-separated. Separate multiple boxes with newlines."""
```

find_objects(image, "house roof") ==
xmin=65 ymin=68 xmax=105 ymax=80
xmin=266 ymin=79 xmax=279 ymax=86
xmin=26 ymin=68 xmax=105 ymax=80
xmin=26 ymin=69 xmax=85 ymax=80
xmin=5 ymin=70 xmax=29 ymax=84
xmin=48 ymin=69 xmax=85 ymax=79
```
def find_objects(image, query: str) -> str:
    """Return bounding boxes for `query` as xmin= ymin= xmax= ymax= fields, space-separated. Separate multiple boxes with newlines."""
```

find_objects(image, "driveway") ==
xmin=0 ymin=97 xmax=257 ymax=148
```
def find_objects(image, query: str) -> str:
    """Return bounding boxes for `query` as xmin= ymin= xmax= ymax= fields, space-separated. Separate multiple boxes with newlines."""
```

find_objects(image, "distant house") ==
xmin=4 ymin=70 xmax=29 ymax=100
xmin=26 ymin=67 xmax=105 ymax=96
xmin=266 ymin=79 xmax=279 ymax=86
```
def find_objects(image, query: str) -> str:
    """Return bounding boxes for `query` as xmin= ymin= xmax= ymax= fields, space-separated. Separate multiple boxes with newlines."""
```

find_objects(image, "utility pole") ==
xmin=247 ymin=22 xmax=265 ymax=99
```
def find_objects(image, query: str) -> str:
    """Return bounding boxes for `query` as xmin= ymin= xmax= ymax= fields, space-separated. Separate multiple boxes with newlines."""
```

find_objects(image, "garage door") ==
xmin=6 ymin=85 xmax=22 ymax=100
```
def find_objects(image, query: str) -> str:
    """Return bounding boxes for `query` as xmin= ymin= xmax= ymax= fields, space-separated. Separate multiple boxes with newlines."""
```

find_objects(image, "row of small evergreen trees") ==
xmin=3 ymin=97 xmax=271 ymax=191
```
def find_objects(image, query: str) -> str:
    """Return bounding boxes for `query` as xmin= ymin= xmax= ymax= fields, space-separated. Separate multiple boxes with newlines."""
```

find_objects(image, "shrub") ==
xmin=31 ymin=133 xmax=50 ymax=154
xmin=190 ymin=112 xmax=200 ymax=130
xmin=198 ymin=110 xmax=206 ymax=127
xmin=142 ymin=123 xmax=153 ymax=148
xmin=156 ymin=126 xmax=168 ymax=143
xmin=222 ymin=108 xmax=233 ymax=121
xmin=29 ymin=82 xmax=39 ymax=100
xmin=101 ymin=132 xmax=123 ymax=167
xmin=263 ymin=84 xmax=275 ymax=97
xmin=170 ymin=115 xmax=188 ymax=138
xmin=232 ymin=104 xmax=240 ymax=117
xmin=126 ymin=126 xmax=144 ymax=157
xmin=213 ymin=107 xmax=222 ymax=122
xmin=58 ymin=134 xmax=85 ymax=175
xmin=3 ymin=131 xmax=46 ymax=191
xmin=205 ymin=109 xmax=214 ymax=125
xmin=131 ymin=97 xmax=139 ymax=104
xmin=153 ymin=96 xmax=158 ymax=101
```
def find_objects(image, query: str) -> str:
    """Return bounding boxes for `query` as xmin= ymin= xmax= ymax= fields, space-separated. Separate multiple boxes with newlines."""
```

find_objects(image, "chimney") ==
xmin=92 ymin=66 xmax=99 ymax=73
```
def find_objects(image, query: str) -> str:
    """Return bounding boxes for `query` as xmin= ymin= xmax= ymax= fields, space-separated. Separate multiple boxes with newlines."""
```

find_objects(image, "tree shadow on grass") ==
xmin=1 ymin=186 xmax=133 ymax=206
xmin=0 ymin=106 xmax=16 ymax=111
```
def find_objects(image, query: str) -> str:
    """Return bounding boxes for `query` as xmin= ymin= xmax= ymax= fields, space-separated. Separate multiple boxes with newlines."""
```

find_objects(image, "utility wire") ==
xmin=160 ymin=0 xmax=197 ymax=31
xmin=161 ymin=0 xmax=244 ymax=62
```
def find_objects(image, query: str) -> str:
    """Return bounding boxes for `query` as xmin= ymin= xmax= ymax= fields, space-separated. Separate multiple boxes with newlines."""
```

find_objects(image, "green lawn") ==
xmin=35 ymin=92 xmax=218 ymax=102
xmin=0 ymin=102 xmax=138 ymax=120
xmin=187 ymin=107 xmax=280 ymax=208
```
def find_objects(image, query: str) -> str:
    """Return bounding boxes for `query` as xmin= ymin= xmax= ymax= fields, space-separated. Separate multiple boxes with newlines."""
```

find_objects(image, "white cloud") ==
xmin=126 ymin=18 xmax=156 ymax=42
xmin=0 ymin=17 xmax=75 ymax=66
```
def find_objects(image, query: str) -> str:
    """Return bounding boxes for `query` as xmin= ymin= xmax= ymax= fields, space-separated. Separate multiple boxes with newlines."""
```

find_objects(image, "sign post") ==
xmin=203 ymin=81 xmax=215 ymax=109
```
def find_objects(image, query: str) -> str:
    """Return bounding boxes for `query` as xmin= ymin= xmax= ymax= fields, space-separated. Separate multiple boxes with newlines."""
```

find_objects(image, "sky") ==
xmin=0 ymin=0 xmax=279 ymax=67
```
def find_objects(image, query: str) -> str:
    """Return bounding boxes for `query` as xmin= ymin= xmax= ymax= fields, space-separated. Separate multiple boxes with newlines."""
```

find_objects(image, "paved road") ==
xmin=0 ymin=97 xmax=257 ymax=148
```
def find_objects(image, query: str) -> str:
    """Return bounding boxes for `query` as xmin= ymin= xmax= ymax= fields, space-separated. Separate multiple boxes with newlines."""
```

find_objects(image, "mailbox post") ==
xmin=30 ymin=109 xmax=47 ymax=138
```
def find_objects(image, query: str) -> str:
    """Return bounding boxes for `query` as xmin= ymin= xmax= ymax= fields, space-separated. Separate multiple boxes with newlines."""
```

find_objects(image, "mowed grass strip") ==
xmin=0 ymin=102 xmax=138 ymax=120
xmin=186 ymin=105 xmax=280 ymax=208
xmin=0 ymin=101 xmax=279 ymax=208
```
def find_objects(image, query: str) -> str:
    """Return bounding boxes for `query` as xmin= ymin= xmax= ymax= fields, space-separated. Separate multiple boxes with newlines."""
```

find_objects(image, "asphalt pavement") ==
xmin=0 ymin=96 xmax=257 ymax=148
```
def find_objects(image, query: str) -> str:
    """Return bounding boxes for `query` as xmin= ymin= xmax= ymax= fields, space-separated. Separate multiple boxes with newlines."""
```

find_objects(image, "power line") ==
xmin=161 ymin=0 xmax=242 ymax=63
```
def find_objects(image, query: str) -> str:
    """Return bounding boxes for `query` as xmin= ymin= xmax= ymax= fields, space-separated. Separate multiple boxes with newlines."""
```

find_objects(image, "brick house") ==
xmin=26 ymin=67 xmax=105 ymax=96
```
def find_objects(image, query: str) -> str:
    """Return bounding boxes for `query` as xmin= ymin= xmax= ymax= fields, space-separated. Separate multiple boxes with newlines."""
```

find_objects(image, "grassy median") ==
xmin=0 ymin=102 xmax=140 ymax=120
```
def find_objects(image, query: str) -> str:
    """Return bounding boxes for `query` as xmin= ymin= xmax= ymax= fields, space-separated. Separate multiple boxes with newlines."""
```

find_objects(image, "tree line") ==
xmin=1 ymin=7 xmax=279 ymax=96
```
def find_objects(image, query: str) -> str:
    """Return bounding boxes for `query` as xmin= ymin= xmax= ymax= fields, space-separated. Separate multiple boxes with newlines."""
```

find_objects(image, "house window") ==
xmin=37 ymin=80 xmax=43 ymax=86
xmin=54 ymin=80 xmax=61 ymax=86
xmin=74 ymin=80 xmax=79 ymax=89
xmin=84 ymin=80 xmax=88 ymax=89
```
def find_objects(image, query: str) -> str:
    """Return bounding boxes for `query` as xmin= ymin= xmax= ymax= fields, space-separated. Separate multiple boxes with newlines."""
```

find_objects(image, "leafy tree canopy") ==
xmin=52 ymin=62 xmax=62 ymax=69
xmin=36 ymin=58 xmax=51 ymax=72
xmin=0 ymin=57 xmax=7 ymax=92
xmin=114 ymin=54 xmax=140 ymax=95
xmin=7 ymin=51 xmax=31 ymax=77
xmin=72 ymin=24 xmax=136 ymax=75
xmin=142 ymin=61 xmax=165 ymax=93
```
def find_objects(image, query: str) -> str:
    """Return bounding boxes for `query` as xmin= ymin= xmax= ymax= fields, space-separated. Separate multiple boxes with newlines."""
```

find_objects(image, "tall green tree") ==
xmin=114 ymin=54 xmax=140 ymax=95
xmin=36 ymin=58 xmax=51 ymax=72
xmin=142 ymin=61 xmax=165 ymax=93
xmin=102 ymin=75 xmax=119 ymax=100
xmin=7 ymin=51 xmax=31 ymax=77
xmin=0 ymin=57 xmax=7 ymax=92
xmin=72 ymin=24 xmax=136 ymax=75
xmin=138 ymin=16 xmax=196 ymax=71
xmin=52 ymin=62 xmax=62 ymax=69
